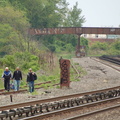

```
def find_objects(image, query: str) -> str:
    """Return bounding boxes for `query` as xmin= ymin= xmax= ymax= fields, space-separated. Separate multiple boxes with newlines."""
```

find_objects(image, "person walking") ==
xmin=12 ymin=67 xmax=22 ymax=91
xmin=2 ymin=67 xmax=12 ymax=92
xmin=26 ymin=68 xmax=37 ymax=93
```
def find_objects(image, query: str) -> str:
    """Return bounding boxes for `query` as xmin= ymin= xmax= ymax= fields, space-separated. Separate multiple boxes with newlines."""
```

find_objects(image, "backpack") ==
xmin=34 ymin=74 xmax=37 ymax=80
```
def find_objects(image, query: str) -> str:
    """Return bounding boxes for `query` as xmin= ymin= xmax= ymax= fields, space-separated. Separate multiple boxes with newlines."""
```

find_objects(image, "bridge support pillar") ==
xmin=76 ymin=34 xmax=81 ymax=57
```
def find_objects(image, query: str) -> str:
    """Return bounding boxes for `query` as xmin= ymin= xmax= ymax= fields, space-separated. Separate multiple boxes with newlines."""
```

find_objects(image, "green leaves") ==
xmin=0 ymin=6 xmax=29 ymax=34
xmin=63 ymin=2 xmax=85 ymax=27
xmin=90 ymin=41 xmax=108 ymax=50
xmin=0 ymin=52 xmax=40 ymax=72
xmin=89 ymin=39 xmax=120 ymax=56
xmin=111 ymin=40 xmax=120 ymax=50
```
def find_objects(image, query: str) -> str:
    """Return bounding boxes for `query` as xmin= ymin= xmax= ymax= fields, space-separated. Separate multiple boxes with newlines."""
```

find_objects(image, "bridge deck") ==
xmin=29 ymin=27 xmax=120 ymax=35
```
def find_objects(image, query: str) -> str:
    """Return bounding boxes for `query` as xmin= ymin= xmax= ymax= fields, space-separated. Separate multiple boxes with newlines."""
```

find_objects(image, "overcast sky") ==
xmin=66 ymin=0 xmax=120 ymax=27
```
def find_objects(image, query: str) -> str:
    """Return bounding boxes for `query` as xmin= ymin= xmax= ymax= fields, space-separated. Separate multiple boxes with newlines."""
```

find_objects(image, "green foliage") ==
xmin=63 ymin=2 xmax=85 ymax=27
xmin=0 ymin=0 xmax=9 ymax=7
xmin=1 ymin=55 xmax=15 ymax=70
xmin=90 ymin=42 xmax=108 ymax=50
xmin=0 ymin=23 xmax=26 ymax=55
xmin=0 ymin=6 xmax=29 ymax=34
xmin=65 ymin=43 xmax=74 ymax=52
xmin=9 ymin=0 xmax=65 ymax=28
xmin=31 ymin=91 xmax=38 ymax=95
xmin=81 ymin=37 xmax=89 ymax=47
xmin=48 ymin=45 xmax=56 ymax=52
xmin=54 ymin=40 xmax=74 ymax=53
xmin=111 ymin=40 xmax=120 ymax=50
xmin=106 ymin=40 xmax=120 ymax=55
xmin=89 ymin=39 xmax=120 ymax=56
xmin=0 ymin=52 xmax=39 ymax=72
xmin=0 ymin=69 xmax=4 ymax=88
xmin=40 ymin=75 xmax=48 ymax=82
xmin=0 ymin=3 xmax=30 ymax=56
xmin=57 ymin=52 xmax=75 ymax=59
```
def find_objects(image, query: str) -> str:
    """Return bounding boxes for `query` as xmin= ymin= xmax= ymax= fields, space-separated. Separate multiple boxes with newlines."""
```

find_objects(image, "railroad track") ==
xmin=91 ymin=57 xmax=120 ymax=72
xmin=99 ymin=56 xmax=120 ymax=65
xmin=64 ymin=104 xmax=120 ymax=120
xmin=0 ymin=81 xmax=59 ymax=95
xmin=0 ymin=81 xmax=52 ymax=92
xmin=0 ymin=86 xmax=120 ymax=120
xmin=20 ymin=96 xmax=120 ymax=120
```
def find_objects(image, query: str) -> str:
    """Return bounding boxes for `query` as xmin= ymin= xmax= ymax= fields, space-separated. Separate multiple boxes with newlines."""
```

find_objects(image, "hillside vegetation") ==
xmin=0 ymin=0 xmax=87 ymax=88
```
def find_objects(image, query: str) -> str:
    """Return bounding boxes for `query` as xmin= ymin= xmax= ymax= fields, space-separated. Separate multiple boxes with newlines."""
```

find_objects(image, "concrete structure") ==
xmin=82 ymin=34 xmax=107 ymax=38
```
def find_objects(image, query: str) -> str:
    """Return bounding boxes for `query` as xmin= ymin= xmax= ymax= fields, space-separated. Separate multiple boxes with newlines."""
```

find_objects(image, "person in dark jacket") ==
xmin=12 ymin=67 xmax=22 ymax=91
xmin=26 ymin=68 xmax=37 ymax=93
xmin=2 ymin=67 xmax=12 ymax=92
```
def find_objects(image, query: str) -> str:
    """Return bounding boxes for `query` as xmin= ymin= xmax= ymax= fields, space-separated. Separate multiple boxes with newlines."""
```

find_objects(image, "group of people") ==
xmin=2 ymin=67 xmax=37 ymax=93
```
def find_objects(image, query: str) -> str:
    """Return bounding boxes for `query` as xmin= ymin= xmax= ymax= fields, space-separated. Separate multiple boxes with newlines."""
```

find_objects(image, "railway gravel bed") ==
xmin=0 ymin=57 xmax=120 ymax=107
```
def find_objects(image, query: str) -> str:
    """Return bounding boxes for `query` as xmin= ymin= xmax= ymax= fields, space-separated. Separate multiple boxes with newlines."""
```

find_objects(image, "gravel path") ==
xmin=0 ymin=57 xmax=120 ymax=106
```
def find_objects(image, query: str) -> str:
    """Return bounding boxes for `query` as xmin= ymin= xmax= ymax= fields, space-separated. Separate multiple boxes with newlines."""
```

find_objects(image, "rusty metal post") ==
xmin=10 ymin=95 xmax=13 ymax=102
xmin=59 ymin=59 xmax=70 ymax=88
xmin=76 ymin=34 xmax=81 ymax=57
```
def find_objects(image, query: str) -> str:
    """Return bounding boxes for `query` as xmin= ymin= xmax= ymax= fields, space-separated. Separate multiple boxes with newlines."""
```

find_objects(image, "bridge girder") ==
xmin=29 ymin=27 xmax=120 ymax=35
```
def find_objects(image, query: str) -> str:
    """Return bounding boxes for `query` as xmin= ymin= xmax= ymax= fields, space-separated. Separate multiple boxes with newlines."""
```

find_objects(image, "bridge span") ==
xmin=29 ymin=27 xmax=120 ymax=35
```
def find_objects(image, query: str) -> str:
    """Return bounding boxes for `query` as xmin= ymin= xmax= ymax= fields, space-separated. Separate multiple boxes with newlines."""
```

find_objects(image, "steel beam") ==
xmin=29 ymin=27 xmax=120 ymax=35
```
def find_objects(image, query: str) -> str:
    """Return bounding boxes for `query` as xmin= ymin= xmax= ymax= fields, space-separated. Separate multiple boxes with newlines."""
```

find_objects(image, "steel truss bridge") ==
xmin=29 ymin=27 xmax=120 ymax=57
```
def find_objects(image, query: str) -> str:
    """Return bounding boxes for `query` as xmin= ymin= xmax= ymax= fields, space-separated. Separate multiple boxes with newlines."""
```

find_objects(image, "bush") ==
xmin=90 ymin=42 xmax=108 ymax=50
xmin=0 ymin=52 xmax=40 ymax=72
xmin=111 ymin=40 xmax=120 ymax=50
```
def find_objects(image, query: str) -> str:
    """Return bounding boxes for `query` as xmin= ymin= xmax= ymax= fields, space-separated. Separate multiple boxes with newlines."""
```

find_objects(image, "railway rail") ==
xmin=99 ymin=56 xmax=120 ymax=65
xmin=91 ymin=57 xmax=120 ymax=72
xmin=0 ymin=81 xmax=52 ymax=92
xmin=0 ymin=86 xmax=120 ymax=120
xmin=20 ymin=96 xmax=120 ymax=120
xmin=64 ymin=104 xmax=120 ymax=120
xmin=0 ymin=81 xmax=59 ymax=95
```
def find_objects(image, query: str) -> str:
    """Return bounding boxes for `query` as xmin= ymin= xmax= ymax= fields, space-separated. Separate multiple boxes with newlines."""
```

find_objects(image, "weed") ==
xmin=56 ymin=85 xmax=60 ymax=89
xmin=31 ymin=90 xmax=38 ymax=95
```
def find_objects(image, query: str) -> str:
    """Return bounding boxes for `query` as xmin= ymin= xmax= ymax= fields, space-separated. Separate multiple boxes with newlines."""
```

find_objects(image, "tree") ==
xmin=63 ymin=2 xmax=85 ymax=27
xmin=0 ymin=4 xmax=31 ymax=54
xmin=0 ymin=6 xmax=29 ymax=34
xmin=54 ymin=1 xmax=86 ymax=53
xmin=0 ymin=24 xmax=24 ymax=55
xmin=8 ymin=0 xmax=67 ymax=28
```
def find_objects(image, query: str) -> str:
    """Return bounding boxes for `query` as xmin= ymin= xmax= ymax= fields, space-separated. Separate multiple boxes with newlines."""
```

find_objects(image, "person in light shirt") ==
xmin=2 ymin=67 xmax=12 ymax=92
